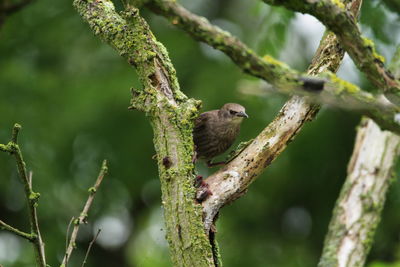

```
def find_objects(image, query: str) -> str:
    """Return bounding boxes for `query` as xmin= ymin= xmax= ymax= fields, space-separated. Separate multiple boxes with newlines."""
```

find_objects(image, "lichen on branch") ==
xmin=262 ymin=0 xmax=400 ymax=106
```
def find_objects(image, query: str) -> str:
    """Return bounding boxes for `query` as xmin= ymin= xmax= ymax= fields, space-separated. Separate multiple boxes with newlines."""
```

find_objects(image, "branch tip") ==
xmin=12 ymin=123 xmax=21 ymax=143
xmin=61 ymin=160 xmax=108 ymax=266
xmin=101 ymin=159 xmax=108 ymax=174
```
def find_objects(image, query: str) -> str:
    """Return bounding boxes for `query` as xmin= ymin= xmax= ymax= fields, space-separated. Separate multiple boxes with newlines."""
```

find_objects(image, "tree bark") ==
xmin=74 ymin=1 xmax=215 ymax=266
xmin=319 ymin=118 xmax=400 ymax=267
xmin=319 ymin=46 xmax=400 ymax=266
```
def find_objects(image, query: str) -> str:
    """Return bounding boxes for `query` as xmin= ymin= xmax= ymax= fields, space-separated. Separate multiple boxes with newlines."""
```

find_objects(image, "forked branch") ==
xmin=61 ymin=160 xmax=108 ymax=267
xmin=0 ymin=124 xmax=46 ymax=267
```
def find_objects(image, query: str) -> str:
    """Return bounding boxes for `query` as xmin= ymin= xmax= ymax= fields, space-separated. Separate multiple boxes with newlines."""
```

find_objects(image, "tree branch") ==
xmin=319 ymin=119 xmax=400 ymax=266
xmin=0 ymin=219 xmax=35 ymax=241
xmin=144 ymin=0 xmax=400 ymax=134
xmin=0 ymin=124 xmax=46 ymax=267
xmin=261 ymin=0 xmax=400 ymax=106
xmin=61 ymin=160 xmax=108 ymax=267
xmin=318 ymin=45 xmax=400 ymax=267
xmin=81 ymin=228 xmax=101 ymax=267
xmin=251 ymin=75 xmax=400 ymax=134
xmin=197 ymin=0 xmax=362 ymax=232
xmin=73 ymin=0 xmax=215 ymax=266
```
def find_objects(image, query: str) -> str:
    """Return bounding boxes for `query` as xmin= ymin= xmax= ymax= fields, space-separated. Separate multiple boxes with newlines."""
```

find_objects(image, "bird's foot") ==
xmin=195 ymin=175 xmax=212 ymax=202
xmin=206 ymin=160 xmax=226 ymax=168
xmin=194 ymin=175 xmax=203 ymax=188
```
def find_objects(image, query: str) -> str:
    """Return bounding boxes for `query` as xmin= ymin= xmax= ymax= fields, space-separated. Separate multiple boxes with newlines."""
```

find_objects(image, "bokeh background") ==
xmin=1 ymin=0 xmax=400 ymax=266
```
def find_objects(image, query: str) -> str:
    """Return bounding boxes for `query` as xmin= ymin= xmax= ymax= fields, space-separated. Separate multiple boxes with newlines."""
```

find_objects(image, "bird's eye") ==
xmin=229 ymin=110 xmax=237 ymax=115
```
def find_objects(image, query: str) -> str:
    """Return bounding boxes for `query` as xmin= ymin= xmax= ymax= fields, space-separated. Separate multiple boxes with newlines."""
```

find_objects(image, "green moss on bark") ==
xmin=73 ymin=1 xmax=216 ymax=266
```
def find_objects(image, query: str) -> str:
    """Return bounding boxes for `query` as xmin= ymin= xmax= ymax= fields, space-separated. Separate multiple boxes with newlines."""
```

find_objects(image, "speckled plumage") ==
xmin=193 ymin=103 xmax=248 ymax=162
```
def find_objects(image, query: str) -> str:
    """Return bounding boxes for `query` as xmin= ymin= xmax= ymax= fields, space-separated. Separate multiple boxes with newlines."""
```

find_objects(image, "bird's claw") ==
xmin=194 ymin=175 xmax=203 ymax=188
xmin=195 ymin=175 xmax=212 ymax=202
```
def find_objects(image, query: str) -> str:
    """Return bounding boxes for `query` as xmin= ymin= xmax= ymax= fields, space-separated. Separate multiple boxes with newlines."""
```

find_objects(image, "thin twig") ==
xmin=65 ymin=217 xmax=75 ymax=254
xmin=0 ymin=124 xmax=46 ymax=267
xmin=81 ymin=229 xmax=101 ymax=267
xmin=0 ymin=219 xmax=35 ymax=241
xmin=61 ymin=160 xmax=108 ymax=267
xmin=28 ymin=171 xmax=33 ymax=188
xmin=0 ymin=143 xmax=11 ymax=153
xmin=11 ymin=123 xmax=20 ymax=143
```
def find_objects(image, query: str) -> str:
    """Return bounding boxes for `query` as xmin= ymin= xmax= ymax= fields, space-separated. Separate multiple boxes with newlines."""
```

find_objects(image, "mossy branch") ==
xmin=0 ymin=124 xmax=46 ymax=267
xmin=0 ymin=219 xmax=36 ymax=241
xmin=143 ymin=0 xmax=400 ymax=134
xmin=73 ymin=0 xmax=215 ymax=266
xmin=318 ymin=45 xmax=400 ymax=267
xmin=144 ymin=0 xmax=309 ymax=89
xmin=262 ymin=0 xmax=400 ymax=106
xmin=61 ymin=160 xmax=108 ymax=267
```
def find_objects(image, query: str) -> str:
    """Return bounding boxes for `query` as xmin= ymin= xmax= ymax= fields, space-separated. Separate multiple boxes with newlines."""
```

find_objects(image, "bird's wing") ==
xmin=193 ymin=112 xmax=210 ymax=134
xmin=193 ymin=112 xmax=214 ymax=158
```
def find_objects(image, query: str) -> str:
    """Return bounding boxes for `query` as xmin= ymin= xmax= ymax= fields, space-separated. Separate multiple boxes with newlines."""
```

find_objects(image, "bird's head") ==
xmin=219 ymin=103 xmax=248 ymax=124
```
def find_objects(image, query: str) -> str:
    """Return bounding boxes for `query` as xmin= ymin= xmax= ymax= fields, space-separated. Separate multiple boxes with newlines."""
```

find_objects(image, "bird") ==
xmin=193 ymin=103 xmax=248 ymax=167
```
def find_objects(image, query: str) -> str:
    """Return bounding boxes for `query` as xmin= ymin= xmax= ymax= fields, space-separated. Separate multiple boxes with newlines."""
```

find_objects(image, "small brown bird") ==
xmin=193 ymin=103 xmax=248 ymax=167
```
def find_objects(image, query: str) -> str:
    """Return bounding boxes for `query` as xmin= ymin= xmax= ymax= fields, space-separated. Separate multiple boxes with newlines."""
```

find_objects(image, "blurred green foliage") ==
xmin=0 ymin=0 xmax=399 ymax=266
xmin=369 ymin=262 xmax=400 ymax=267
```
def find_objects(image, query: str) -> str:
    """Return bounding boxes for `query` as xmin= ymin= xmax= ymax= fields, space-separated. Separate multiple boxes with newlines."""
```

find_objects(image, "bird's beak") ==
xmin=237 ymin=111 xmax=249 ymax=118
